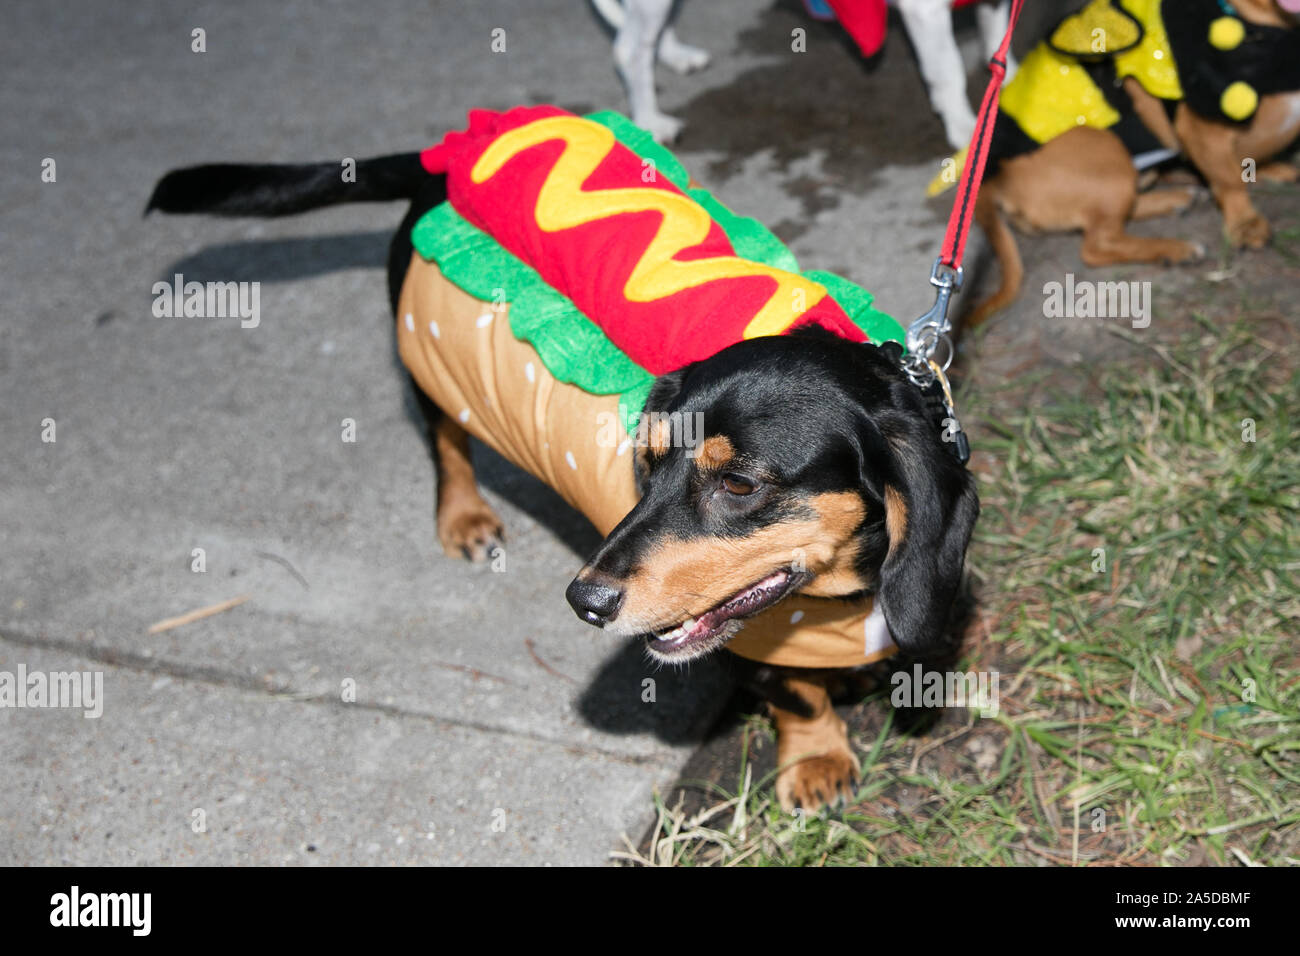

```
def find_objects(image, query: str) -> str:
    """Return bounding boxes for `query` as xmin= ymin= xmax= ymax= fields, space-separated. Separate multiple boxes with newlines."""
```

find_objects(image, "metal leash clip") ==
xmin=904 ymin=258 xmax=961 ymax=385
xmin=903 ymin=258 xmax=970 ymax=465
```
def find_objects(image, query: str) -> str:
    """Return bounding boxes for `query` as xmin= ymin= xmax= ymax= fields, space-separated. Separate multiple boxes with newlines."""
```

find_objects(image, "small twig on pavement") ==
xmin=147 ymin=594 xmax=251 ymax=634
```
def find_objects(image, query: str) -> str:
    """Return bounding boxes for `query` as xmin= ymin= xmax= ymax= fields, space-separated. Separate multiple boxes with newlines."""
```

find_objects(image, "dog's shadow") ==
xmin=160 ymin=230 xmax=394 ymax=285
xmin=160 ymin=230 xmax=734 ymax=747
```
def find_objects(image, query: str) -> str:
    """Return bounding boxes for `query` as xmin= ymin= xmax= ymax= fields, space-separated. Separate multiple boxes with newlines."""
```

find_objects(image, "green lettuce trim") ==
xmin=410 ymin=111 xmax=905 ymax=432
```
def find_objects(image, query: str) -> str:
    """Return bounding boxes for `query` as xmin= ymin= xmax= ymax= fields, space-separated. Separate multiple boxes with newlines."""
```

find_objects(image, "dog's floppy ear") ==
xmin=862 ymin=410 xmax=979 ymax=655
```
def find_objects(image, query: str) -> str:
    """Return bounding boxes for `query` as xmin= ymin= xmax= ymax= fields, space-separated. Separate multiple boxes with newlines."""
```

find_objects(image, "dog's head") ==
xmin=565 ymin=328 xmax=979 ymax=662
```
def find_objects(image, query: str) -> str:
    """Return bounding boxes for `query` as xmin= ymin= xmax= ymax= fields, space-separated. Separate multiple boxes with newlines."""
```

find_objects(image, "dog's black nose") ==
xmin=565 ymin=576 xmax=623 ymax=627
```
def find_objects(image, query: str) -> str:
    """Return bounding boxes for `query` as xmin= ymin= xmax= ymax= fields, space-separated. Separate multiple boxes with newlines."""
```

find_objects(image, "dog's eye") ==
xmin=721 ymin=474 xmax=757 ymax=496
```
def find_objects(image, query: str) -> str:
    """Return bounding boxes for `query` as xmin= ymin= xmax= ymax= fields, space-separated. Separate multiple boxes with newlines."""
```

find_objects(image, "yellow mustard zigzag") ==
xmin=470 ymin=116 xmax=829 ymax=339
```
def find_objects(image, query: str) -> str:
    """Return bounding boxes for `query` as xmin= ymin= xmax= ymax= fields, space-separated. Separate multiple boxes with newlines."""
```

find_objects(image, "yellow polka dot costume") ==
xmin=981 ymin=0 xmax=1300 ymax=175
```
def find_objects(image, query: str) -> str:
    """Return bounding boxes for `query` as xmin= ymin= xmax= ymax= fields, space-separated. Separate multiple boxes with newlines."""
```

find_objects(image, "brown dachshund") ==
xmin=148 ymin=122 xmax=979 ymax=815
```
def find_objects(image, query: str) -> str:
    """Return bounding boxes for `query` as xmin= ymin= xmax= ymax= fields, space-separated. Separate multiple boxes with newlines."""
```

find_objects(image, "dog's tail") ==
xmin=966 ymin=190 xmax=1022 ymax=329
xmin=145 ymin=153 xmax=430 ymax=218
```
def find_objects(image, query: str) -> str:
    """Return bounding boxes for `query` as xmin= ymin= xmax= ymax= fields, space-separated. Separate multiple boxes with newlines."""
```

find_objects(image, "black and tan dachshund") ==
xmin=148 ymin=149 xmax=978 ymax=812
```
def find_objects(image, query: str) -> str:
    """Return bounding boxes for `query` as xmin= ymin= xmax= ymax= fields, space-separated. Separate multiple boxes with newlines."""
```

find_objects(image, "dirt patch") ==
xmin=678 ymin=2 xmax=948 ymax=190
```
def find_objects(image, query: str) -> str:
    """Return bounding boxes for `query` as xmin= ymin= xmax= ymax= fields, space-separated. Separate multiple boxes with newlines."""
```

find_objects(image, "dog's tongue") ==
xmin=1280 ymin=0 xmax=1300 ymax=13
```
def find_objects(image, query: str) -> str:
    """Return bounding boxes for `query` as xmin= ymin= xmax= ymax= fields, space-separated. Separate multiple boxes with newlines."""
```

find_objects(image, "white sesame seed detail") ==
xmin=403 ymin=313 xmax=414 ymax=332
xmin=429 ymin=320 xmax=440 ymax=339
xmin=617 ymin=436 xmax=632 ymax=456
xmin=790 ymin=610 xmax=805 ymax=625
xmin=458 ymin=409 xmax=470 ymax=423
xmin=524 ymin=362 xmax=535 ymax=383
xmin=476 ymin=313 xmax=494 ymax=328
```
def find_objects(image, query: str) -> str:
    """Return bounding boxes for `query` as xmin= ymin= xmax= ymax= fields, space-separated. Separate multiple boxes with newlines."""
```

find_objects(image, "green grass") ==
xmin=628 ymin=316 xmax=1300 ymax=866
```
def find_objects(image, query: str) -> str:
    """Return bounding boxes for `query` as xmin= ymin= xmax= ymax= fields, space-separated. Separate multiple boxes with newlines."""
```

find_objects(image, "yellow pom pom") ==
xmin=1208 ymin=16 xmax=1245 ymax=50
xmin=1220 ymin=81 xmax=1259 ymax=121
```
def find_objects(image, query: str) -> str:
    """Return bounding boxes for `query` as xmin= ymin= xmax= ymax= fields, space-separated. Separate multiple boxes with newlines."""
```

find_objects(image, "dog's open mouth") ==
xmin=643 ymin=569 xmax=802 ymax=660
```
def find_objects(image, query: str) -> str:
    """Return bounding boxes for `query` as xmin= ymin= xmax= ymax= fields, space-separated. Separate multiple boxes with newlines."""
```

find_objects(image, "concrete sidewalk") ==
xmin=0 ymin=0 xmax=990 ymax=864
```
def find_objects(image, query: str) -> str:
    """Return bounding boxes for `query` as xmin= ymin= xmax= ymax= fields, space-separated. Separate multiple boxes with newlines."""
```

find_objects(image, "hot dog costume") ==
xmin=399 ymin=105 xmax=905 ymax=669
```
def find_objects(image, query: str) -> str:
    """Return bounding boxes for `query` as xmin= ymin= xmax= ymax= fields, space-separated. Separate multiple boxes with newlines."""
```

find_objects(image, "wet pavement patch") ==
xmin=676 ymin=2 xmax=953 ymax=191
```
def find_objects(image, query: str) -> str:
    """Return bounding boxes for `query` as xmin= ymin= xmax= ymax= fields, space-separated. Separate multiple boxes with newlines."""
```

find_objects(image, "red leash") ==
xmin=903 ymin=0 xmax=1024 ymax=464
xmin=940 ymin=0 xmax=1025 ymax=271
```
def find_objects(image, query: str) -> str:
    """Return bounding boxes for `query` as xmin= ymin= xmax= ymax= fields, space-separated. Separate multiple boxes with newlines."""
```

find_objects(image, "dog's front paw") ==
xmin=1167 ymin=239 xmax=1206 ymax=264
xmin=437 ymin=504 xmax=505 ymax=563
xmin=1227 ymin=212 xmax=1270 ymax=249
xmin=635 ymin=110 xmax=685 ymax=144
xmin=775 ymin=745 xmax=860 ymax=813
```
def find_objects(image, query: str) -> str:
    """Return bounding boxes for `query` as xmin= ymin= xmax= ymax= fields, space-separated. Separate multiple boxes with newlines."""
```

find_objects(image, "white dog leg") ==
xmin=896 ymin=0 xmax=977 ymax=150
xmin=975 ymin=0 xmax=1017 ymax=79
xmin=614 ymin=0 xmax=684 ymax=143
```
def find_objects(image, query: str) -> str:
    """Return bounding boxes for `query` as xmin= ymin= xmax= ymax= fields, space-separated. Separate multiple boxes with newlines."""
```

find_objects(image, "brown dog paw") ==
xmin=1168 ymin=239 xmax=1206 ymax=264
xmin=775 ymin=746 xmax=861 ymax=813
xmin=769 ymin=676 xmax=861 ymax=814
xmin=437 ymin=505 xmax=505 ymax=562
xmin=1227 ymin=213 xmax=1270 ymax=249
